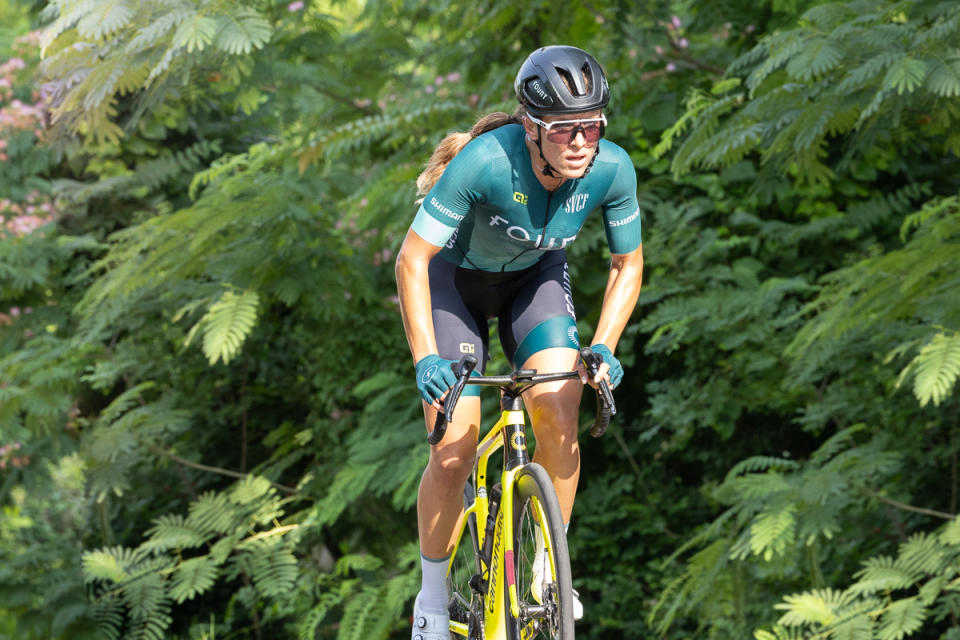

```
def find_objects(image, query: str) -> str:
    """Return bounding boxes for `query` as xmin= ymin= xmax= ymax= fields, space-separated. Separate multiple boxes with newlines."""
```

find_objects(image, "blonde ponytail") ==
xmin=416 ymin=106 xmax=525 ymax=199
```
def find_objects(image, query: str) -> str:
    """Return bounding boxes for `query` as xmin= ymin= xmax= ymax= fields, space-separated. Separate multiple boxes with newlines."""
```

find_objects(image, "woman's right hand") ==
xmin=415 ymin=354 xmax=458 ymax=409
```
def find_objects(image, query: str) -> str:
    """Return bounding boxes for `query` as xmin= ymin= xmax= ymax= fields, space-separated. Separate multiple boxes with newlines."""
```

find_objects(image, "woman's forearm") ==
xmin=395 ymin=230 xmax=443 ymax=364
xmin=591 ymin=245 xmax=644 ymax=350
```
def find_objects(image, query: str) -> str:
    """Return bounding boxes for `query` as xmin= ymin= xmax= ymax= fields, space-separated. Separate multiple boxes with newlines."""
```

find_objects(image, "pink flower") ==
xmin=8 ymin=216 xmax=45 ymax=234
xmin=655 ymin=45 xmax=664 ymax=55
xmin=424 ymin=85 xmax=434 ymax=94
xmin=678 ymin=38 xmax=689 ymax=48
xmin=666 ymin=63 xmax=677 ymax=72
xmin=671 ymin=16 xmax=682 ymax=28
xmin=446 ymin=72 xmax=461 ymax=83
xmin=435 ymin=76 xmax=444 ymax=86
xmin=288 ymin=1 xmax=304 ymax=10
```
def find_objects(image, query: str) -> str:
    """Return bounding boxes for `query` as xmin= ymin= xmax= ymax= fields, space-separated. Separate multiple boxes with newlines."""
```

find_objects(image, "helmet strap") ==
xmin=535 ymin=128 xmax=558 ymax=178
xmin=583 ymin=146 xmax=599 ymax=176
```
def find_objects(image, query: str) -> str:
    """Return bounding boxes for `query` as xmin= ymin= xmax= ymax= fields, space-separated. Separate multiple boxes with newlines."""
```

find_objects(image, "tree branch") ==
xmin=860 ymin=488 xmax=955 ymax=520
xmin=150 ymin=445 xmax=298 ymax=494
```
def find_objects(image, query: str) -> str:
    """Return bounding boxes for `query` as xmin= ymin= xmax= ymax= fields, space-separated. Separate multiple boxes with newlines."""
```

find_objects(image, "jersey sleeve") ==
xmin=410 ymin=137 xmax=490 ymax=247
xmin=600 ymin=147 xmax=642 ymax=255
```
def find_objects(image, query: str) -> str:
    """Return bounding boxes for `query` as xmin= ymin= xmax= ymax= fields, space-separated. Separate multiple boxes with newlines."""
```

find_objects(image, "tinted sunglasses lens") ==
xmin=544 ymin=124 xmax=576 ymax=143
xmin=582 ymin=122 xmax=603 ymax=143
xmin=544 ymin=121 xmax=603 ymax=144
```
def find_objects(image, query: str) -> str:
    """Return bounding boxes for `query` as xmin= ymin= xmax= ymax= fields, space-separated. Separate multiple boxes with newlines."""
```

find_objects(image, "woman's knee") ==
xmin=427 ymin=438 xmax=476 ymax=484
xmin=529 ymin=395 xmax=580 ymax=443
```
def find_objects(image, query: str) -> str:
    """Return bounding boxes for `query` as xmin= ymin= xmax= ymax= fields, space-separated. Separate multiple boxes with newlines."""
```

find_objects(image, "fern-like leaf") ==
xmin=142 ymin=514 xmax=209 ymax=553
xmin=902 ymin=332 xmax=960 ymax=407
xmin=850 ymin=556 xmax=916 ymax=596
xmin=188 ymin=289 xmax=259 ymax=365
xmin=750 ymin=504 xmax=797 ymax=560
xmin=76 ymin=0 xmax=135 ymax=40
xmin=776 ymin=588 xmax=850 ymax=626
xmin=925 ymin=53 xmax=960 ymax=97
xmin=173 ymin=11 xmax=217 ymax=53
xmin=214 ymin=7 xmax=271 ymax=55
xmin=883 ymin=57 xmax=928 ymax=95
xmin=169 ymin=556 xmax=218 ymax=603
xmin=878 ymin=597 xmax=926 ymax=640
xmin=786 ymin=37 xmax=844 ymax=81
xmin=83 ymin=548 xmax=132 ymax=583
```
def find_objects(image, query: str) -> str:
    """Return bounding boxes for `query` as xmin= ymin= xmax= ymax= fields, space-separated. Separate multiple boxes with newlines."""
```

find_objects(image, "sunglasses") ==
xmin=526 ymin=113 xmax=607 ymax=145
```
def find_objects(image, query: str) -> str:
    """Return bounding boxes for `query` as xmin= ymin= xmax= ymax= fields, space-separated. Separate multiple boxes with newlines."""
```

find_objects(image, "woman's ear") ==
xmin=521 ymin=115 xmax=538 ymax=140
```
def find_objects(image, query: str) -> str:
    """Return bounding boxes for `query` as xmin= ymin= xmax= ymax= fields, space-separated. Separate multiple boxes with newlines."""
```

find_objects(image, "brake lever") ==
xmin=579 ymin=346 xmax=617 ymax=437
xmin=426 ymin=355 xmax=478 ymax=445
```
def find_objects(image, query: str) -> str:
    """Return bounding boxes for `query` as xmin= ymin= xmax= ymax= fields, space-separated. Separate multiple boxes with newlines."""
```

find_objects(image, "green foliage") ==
xmin=660 ymin=0 xmax=960 ymax=185
xmin=3 ymin=0 xmax=960 ymax=639
xmin=184 ymin=288 xmax=260 ymax=366
xmin=763 ymin=518 xmax=960 ymax=640
xmin=81 ymin=475 xmax=300 ymax=640
xmin=38 ymin=0 xmax=274 ymax=142
xmin=790 ymin=194 xmax=960 ymax=408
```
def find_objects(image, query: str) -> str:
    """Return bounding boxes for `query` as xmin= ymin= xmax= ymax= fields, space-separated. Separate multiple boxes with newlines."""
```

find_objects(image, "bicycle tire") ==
xmin=448 ymin=482 xmax=484 ymax=639
xmin=505 ymin=464 xmax=574 ymax=640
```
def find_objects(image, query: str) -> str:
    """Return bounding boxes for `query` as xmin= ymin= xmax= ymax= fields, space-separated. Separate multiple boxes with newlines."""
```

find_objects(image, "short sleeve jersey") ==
xmin=411 ymin=123 xmax=642 ymax=272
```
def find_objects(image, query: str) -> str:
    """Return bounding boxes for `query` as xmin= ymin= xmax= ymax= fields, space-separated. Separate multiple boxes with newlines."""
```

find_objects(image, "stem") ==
xmin=242 ymin=570 xmax=263 ymax=640
xmin=733 ymin=559 xmax=746 ymax=629
xmin=952 ymin=413 xmax=958 ymax=515
xmin=859 ymin=487 xmax=955 ymax=520
xmin=613 ymin=429 xmax=643 ymax=479
xmin=808 ymin=540 xmax=824 ymax=588
xmin=173 ymin=462 xmax=199 ymax=501
xmin=97 ymin=497 xmax=115 ymax=545
xmin=241 ymin=360 xmax=249 ymax=474
xmin=150 ymin=445 xmax=297 ymax=494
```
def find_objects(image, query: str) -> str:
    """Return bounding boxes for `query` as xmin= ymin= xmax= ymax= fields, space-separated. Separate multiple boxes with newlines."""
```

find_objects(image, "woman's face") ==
xmin=523 ymin=110 xmax=604 ymax=180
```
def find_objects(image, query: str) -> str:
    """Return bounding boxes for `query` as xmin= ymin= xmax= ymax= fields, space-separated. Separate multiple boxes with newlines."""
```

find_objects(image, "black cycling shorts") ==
xmin=429 ymin=250 xmax=580 ymax=395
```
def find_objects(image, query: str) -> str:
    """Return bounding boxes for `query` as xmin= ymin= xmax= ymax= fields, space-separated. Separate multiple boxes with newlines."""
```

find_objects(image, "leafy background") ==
xmin=1 ymin=0 xmax=959 ymax=638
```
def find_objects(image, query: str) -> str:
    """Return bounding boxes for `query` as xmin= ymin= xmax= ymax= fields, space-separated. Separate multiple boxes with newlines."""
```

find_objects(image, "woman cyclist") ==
xmin=395 ymin=45 xmax=644 ymax=639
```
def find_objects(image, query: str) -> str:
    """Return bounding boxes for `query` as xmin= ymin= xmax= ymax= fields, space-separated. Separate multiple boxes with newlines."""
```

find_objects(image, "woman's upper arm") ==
xmin=396 ymin=228 xmax=444 ymax=273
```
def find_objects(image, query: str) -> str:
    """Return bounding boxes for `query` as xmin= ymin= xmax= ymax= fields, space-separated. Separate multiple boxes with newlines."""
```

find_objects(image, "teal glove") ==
xmin=590 ymin=344 xmax=623 ymax=389
xmin=415 ymin=354 xmax=458 ymax=405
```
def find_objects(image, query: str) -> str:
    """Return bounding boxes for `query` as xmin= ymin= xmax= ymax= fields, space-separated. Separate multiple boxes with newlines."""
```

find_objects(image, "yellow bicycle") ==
xmin=427 ymin=347 xmax=616 ymax=640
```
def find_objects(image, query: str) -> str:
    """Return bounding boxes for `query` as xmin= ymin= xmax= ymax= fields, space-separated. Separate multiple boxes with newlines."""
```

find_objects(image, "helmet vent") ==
xmin=555 ymin=66 xmax=582 ymax=97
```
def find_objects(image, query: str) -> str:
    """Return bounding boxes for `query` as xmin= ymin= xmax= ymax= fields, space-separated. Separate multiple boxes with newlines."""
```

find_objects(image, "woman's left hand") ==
xmin=587 ymin=343 xmax=622 ymax=388
xmin=577 ymin=343 xmax=622 ymax=389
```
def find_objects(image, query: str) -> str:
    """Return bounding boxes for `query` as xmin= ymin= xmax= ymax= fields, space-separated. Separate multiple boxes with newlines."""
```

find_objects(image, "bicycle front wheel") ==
xmin=505 ymin=463 xmax=574 ymax=640
xmin=448 ymin=481 xmax=484 ymax=639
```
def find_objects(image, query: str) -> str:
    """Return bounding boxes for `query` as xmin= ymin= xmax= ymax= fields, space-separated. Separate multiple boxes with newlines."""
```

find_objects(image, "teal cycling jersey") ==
xmin=411 ymin=123 xmax=642 ymax=272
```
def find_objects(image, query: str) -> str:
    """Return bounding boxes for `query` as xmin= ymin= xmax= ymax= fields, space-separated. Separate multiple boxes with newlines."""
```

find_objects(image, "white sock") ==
xmin=534 ymin=521 xmax=569 ymax=567
xmin=418 ymin=553 xmax=450 ymax=615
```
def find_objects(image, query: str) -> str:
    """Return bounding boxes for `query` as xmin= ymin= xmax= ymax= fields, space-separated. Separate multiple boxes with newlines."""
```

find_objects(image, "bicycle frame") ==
xmin=448 ymin=392 xmax=562 ymax=638
xmin=435 ymin=349 xmax=615 ymax=639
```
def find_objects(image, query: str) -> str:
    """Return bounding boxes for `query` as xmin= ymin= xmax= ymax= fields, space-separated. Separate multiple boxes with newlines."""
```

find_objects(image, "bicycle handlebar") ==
xmin=426 ymin=346 xmax=617 ymax=445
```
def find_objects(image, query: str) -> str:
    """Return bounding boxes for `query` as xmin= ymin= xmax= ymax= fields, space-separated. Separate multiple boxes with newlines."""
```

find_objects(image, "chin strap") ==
xmin=535 ymin=128 xmax=559 ymax=178
xmin=583 ymin=147 xmax=599 ymax=176
xmin=534 ymin=127 xmax=600 ymax=179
